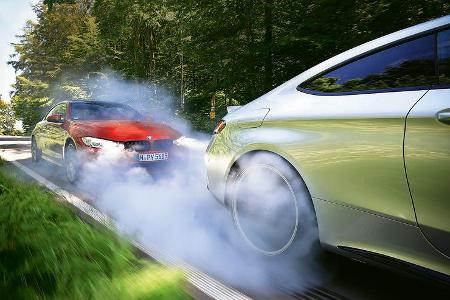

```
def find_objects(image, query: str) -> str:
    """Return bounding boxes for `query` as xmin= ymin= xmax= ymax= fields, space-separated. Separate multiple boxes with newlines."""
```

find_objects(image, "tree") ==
xmin=10 ymin=0 xmax=450 ymax=132
xmin=0 ymin=98 xmax=17 ymax=135
xmin=264 ymin=0 xmax=274 ymax=91
xmin=9 ymin=2 xmax=105 ymax=133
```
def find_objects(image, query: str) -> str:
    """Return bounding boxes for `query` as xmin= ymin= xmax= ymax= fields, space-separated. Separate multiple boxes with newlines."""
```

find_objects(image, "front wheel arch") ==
xmin=31 ymin=135 xmax=42 ymax=162
xmin=63 ymin=138 xmax=76 ymax=161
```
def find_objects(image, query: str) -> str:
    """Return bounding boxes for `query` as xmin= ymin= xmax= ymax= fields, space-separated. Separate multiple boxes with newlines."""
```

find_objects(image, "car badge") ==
xmin=147 ymin=136 xmax=152 ymax=140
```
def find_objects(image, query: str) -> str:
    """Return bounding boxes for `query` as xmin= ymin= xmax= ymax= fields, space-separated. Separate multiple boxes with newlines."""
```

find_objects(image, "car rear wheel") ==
xmin=64 ymin=142 xmax=79 ymax=183
xmin=227 ymin=153 xmax=318 ymax=256
xmin=31 ymin=137 xmax=41 ymax=163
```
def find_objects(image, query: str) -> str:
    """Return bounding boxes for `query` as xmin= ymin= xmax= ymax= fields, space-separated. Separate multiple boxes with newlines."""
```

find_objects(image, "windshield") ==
xmin=70 ymin=102 xmax=143 ymax=121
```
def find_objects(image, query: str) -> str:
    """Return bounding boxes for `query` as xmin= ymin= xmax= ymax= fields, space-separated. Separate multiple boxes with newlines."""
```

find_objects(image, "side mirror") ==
xmin=47 ymin=114 xmax=64 ymax=123
xmin=227 ymin=106 xmax=241 ymax=114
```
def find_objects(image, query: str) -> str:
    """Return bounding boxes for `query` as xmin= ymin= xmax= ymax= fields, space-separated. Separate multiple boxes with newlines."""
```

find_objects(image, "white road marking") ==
xmin=0 ymin=145 xmax=252 ymax=300
xmin=0 ymin=141 xmax=31 ymax=145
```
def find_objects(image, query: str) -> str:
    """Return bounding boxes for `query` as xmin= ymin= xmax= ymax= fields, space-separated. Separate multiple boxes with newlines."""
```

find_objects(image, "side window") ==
xmin=46 ymin=103 xmax=67 ymax=119
xmin=300 ymin=34 xmax=436 ymax=94
xmin=438 ymin=29 xmax=450 ymax=85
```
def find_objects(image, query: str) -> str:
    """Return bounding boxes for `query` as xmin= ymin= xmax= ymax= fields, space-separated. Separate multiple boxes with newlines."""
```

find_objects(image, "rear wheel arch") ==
xmin=225 ymin=149 xmax=316 ymax=213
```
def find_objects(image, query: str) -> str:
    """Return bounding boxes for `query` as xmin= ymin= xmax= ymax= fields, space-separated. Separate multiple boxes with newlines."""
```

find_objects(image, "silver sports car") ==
xmin=205 ymin=15 xmax=450 ymax=279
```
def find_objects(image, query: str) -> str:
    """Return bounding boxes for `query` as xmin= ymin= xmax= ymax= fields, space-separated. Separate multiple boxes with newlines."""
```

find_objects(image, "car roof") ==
xmin=66 ymin=100 xmax=132 ymax=107
xmin=273 ymin=15 xmax=450 ymax=95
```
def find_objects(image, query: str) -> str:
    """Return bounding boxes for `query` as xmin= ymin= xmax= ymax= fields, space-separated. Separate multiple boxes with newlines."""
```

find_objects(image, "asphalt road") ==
xmin=1 ymin=136 xmax=449 ymax=300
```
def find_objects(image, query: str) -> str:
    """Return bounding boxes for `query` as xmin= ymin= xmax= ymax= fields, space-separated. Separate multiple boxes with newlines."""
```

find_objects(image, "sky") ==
xmin=0 ymin=0 xmax=37 ymax=102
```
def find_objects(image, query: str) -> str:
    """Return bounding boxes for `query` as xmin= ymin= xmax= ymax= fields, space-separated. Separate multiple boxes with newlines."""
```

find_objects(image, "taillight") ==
xmin=213 ymin=120 xmax=226 ymax=134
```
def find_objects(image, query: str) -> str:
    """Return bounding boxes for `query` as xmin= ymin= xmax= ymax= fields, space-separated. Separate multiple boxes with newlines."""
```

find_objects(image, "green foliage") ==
xmin=9 ymin=2 xmax=106 ymax=132
xmin=90 ymin=0 xmax=450 ymax=131
xmin=10 ymin=0 xmax=450 ymax=132
xmin=0 ymin=99 xmax=18 ymax=135
xmin=9 ymin=76 xmax=51 ymax=133
xmin=0 ymin=164 xmax=191 ymax=299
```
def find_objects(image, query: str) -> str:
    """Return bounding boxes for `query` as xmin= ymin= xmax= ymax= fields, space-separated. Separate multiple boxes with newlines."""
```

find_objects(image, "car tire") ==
xmin=64 ymin=142 xmax=79 ymax=183
xmin=227 ymin=152 xmax=318 ymax=256
xmin=31 ymin=137 xmax=42 ymax=163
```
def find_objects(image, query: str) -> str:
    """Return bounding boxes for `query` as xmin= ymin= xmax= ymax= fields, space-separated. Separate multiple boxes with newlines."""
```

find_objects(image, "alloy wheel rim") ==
xmin=232 ymin=164 xmax=299 ymax=256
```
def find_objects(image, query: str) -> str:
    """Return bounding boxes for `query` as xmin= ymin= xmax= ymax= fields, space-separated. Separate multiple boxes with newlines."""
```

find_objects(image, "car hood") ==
xmin=69 ymin=120 xmax=181 ymax=141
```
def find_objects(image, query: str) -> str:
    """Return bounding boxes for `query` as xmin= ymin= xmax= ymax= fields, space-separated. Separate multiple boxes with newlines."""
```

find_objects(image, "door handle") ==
xmin=437 ymin=110 xmax=450 ymax=125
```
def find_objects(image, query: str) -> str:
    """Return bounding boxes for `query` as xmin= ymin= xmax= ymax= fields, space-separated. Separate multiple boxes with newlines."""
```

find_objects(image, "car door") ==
xmin=45 ymin=103 xmax=67 ymax=161
xmin=40 ymin=105 xmax=61 ymax=157
xmin=278 ymin=33 xmax=437 ymax=225
xmin=404 ymin=28 xmax=450 ymax=256
xmin=33 ymin=119 xmax=48 ymax=154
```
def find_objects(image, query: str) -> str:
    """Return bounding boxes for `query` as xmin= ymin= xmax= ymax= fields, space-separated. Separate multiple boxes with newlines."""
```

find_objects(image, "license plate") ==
xmin=138 ymin=152 xmax=169 ymax=162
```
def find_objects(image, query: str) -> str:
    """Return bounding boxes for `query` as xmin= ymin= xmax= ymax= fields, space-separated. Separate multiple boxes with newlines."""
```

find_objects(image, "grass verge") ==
xmin=0 ymin=158 xmax=191 ymax=299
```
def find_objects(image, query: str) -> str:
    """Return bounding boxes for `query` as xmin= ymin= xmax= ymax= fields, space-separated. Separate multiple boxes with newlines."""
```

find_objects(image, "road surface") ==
xmin=1 ymin=136 xmax=449 ymax=300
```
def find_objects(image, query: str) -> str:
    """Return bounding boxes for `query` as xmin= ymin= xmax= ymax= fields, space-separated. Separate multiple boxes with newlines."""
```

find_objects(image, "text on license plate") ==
xmin=138 ymin=152 xmax=169 ymax=162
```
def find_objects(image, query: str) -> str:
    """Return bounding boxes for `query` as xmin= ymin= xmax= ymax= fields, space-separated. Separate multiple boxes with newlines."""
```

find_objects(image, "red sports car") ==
xmin=31 ymin=100 xmax=183 ymax=182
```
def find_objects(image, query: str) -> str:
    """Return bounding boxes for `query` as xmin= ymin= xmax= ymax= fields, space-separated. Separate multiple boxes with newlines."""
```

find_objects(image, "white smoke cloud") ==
xmin=71 ymin=72 xmax=323 ymax=293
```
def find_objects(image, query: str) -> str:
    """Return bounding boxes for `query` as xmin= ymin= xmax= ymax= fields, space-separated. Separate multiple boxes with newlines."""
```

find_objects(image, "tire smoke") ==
xmin=72 ymin=73 xmax=324 ymax=293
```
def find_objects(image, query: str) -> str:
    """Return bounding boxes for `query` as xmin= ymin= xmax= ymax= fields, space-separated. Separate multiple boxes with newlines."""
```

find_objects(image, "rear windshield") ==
xmin=70 ymin=102 xmax=142 ymax=121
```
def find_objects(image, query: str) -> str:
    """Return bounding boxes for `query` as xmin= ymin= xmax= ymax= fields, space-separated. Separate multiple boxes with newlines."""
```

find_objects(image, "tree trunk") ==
xmin=264 ymin=0 xmax=274 ymax=91
xmin=180 ymin=29 xmax=185 ymax=110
